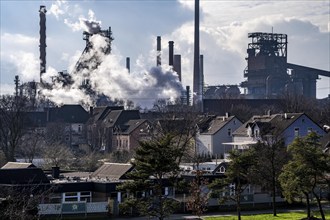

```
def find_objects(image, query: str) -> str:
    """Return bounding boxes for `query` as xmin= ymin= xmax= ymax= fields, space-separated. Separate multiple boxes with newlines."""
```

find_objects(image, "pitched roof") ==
xmin=24 ymin=112 xmax=47 ymax=128
xmin=1 ymin=162 xmax=36 ymax=169
xmin=0 ymin=168 xmax=49 ymax=184
xmin=233 ymin=113 xmax=305 ymax=136
xmin=46 ymin=105 xmax=89 ymax=123
xmin=103 ymin=110 xmax=140 ymax=128
xmin=120 ymin=119 xmax=148 ymax=134
xmin=91 ymin=163 xmax=133 ymax=180
xmin=200 ymin=116 xmax=236 ymax=135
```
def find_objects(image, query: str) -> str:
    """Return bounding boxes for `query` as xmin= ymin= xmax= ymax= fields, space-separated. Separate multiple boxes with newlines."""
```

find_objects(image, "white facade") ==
xmin=196 ymin=116 xmax=242 ymax=157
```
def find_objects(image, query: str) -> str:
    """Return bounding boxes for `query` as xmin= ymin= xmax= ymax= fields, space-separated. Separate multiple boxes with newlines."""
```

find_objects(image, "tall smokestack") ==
xmin=157 ymin=36 xmax=161 ymax=66
xmin=186 ymin=85 xmax=190 ymax=106
xmin=200 ymin=54 xmax=204 ymax=99
xmin=193 ymin=0 xmax=202 ymax=110
xmin=173 ymin=54 xmax=182 ymax=82
xmin=126 ymin=57 xmax=130 ymax=73
xmin=14 ymin=75 xmax=20 ymax=98
xmin=168 ymin=41 xmax=174 ymax=66
xmin=39 ymin=5 xmax=47 ymax=84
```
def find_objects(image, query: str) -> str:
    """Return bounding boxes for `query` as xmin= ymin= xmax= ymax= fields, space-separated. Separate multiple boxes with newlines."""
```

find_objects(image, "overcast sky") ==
xmin=1 ymin=0 xmax=329 ymax=103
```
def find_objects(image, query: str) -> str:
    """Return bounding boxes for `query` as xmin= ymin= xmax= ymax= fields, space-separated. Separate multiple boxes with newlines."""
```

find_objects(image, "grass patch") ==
xmin=203 ymin=211 xmax=330 ymax=220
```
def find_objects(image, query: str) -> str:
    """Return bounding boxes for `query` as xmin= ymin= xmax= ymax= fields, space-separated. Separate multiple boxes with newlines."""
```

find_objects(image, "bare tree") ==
xmin=17 ymin=132 xmax=45 ymax=163
xmin=42 ymin=122 xmax=73 ymax=169
xmin=0 ymin=183 xmax=54 ymax=220
xmin=186 ymin=170 xmax=209 ymax=218
xmin=42 ymin=143 xmax=73 ymax=169
xmin=0 ymin=95 xmax=28 ymax=162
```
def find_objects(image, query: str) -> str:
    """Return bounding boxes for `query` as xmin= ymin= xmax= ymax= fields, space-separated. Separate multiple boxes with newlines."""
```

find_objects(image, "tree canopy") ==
xmin=118 ymin=134 xmax=183 ymax=220
xmin=279 ymin=132 xmax=330 ymax=220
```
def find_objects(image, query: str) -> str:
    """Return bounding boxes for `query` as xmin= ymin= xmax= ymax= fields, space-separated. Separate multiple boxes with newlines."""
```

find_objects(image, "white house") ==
xmin=196 ymin=115 xmax=243 ymax=157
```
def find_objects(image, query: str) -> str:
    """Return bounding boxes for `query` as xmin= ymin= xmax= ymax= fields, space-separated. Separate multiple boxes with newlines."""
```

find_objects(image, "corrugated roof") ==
xmin=91 ymin=163 xmax=133 ymax=180
xmin=1 ymin=162 xmax=36 ymax=169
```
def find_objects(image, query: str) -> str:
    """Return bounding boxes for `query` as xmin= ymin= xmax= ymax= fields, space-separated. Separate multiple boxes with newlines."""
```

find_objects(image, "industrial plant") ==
xmin=12 ymin=2 xmax=330 ymax=112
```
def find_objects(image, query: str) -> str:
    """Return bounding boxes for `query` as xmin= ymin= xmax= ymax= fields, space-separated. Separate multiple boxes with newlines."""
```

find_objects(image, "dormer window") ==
xmin=255 ymin=129 xmax=259 ymax=137
xmin=247 ymin=127 xmax=252 ymax=137
xmin=220 ymin=166 xmax=226 ymax=173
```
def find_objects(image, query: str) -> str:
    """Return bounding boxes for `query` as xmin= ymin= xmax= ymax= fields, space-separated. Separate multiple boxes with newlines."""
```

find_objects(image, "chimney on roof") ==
xmin=267 ymin=110 xmax=271 ymax=116
xmin=52 ymin=166 xmax=60 ymax=179
xmin=225 ymin=112 xmax=229 ymax=118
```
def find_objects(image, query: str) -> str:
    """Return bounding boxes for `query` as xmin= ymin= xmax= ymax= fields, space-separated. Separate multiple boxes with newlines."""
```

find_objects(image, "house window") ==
xmin=302 ymin=118 xmax=305 ymax=123
xmin=228 ymin=128 xmax=232 ymax=137
xmin=219 ymin=166 xmax=226 ymax=173
xmin=63 ymin=192 xmax=91 ymax=203
xmin=78 ymin=125 xmax=82 ymax=132
xmin=308 ymin=128 xmax=313 ymax=133
xmin=294 ymin=128 xmax=299 ymax=137
xmin=233 ymin=120 xmax=236 ymax=125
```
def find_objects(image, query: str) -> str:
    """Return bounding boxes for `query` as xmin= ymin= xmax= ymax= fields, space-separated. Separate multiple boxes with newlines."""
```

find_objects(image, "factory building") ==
xmin=240 ymin=32 xmax=330 ymax=99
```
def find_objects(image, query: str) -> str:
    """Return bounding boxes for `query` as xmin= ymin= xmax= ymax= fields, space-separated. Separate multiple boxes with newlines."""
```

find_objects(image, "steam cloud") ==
xmin=44 ymin=4 xmax=183 ymax=107
xmin=41 ymin=33 xmax=183 ymax=108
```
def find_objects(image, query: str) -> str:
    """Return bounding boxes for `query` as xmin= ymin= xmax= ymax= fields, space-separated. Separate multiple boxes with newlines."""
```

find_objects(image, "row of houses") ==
xmin=2 ymin=106 xmax=329 ymax=217
xmin=25 ymin=105 xmax=328 ymax=157
xmin=0 ymin=160 xmax=285 ymax=217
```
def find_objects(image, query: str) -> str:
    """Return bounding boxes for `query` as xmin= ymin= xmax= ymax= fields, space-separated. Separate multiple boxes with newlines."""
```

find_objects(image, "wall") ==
xmin=282 ymin=114 xmax=326 ymax=146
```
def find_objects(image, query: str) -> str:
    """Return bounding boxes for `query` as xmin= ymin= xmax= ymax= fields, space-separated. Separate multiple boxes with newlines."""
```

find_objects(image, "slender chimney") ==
xmin=193 ymin=0 xmax=202 ymax=110
xmin=186 ymin=85 xmax=190 ymax=106
xmin=168 ymin=41 xmax=174 ymax=66
xmin=39 ymin=5 xmax=47 ymax=84
xmin=200 ymin=54 xmax=204 ymax=100
xmin=126 ymin=57 xmax=130 ymax=73
xmin=157 ymin=36 xmax=161 ymax=66
xmin=173 ymin=54 xmax=182 ymax=82
xmin=14 ymin=75 xmax=20 ymax=97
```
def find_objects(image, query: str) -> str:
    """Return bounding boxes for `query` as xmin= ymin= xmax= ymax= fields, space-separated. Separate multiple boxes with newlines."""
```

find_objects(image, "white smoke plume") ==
xmin=41 ymin=32 xmax=183 ymax=108
xmin=64 ymin=9 xmax=101 ymax=34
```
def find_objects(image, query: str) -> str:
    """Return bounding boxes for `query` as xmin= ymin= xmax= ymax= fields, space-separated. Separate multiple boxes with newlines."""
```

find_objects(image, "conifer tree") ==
xmin=118 ymin=134 xmax=182 ymax=220
xmin=279 ymin=132 xmax=330 ymax=220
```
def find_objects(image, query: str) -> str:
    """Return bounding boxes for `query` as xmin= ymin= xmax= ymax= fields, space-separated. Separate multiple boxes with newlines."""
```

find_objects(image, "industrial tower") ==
xmin=241 ymin=32 xmax=330 ymax=99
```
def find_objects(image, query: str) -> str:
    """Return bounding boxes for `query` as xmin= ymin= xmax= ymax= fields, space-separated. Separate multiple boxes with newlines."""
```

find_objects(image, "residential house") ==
xmin=196 ymin=115 xmax=243 ymax=158
xmin=46 ymin=105 xmax=90 ymax=147
xmin=113 ymin=119 xmax=151 ymax=152
xmin=86 ymin=106 xmax=141 ymax=152
xmin=231 ymin=112 xmax=326 ymax=149
xmin=24 ymin=105 xmax=90 ymax=147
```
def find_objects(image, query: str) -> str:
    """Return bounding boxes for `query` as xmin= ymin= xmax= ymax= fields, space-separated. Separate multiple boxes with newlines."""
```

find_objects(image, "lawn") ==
xmin=203 ymin=211 xmax=330 ymax=220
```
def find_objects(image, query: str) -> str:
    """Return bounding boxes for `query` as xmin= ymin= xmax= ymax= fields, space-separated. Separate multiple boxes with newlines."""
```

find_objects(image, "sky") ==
xmin=1 ymin=0 xmax=329 ymax=107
